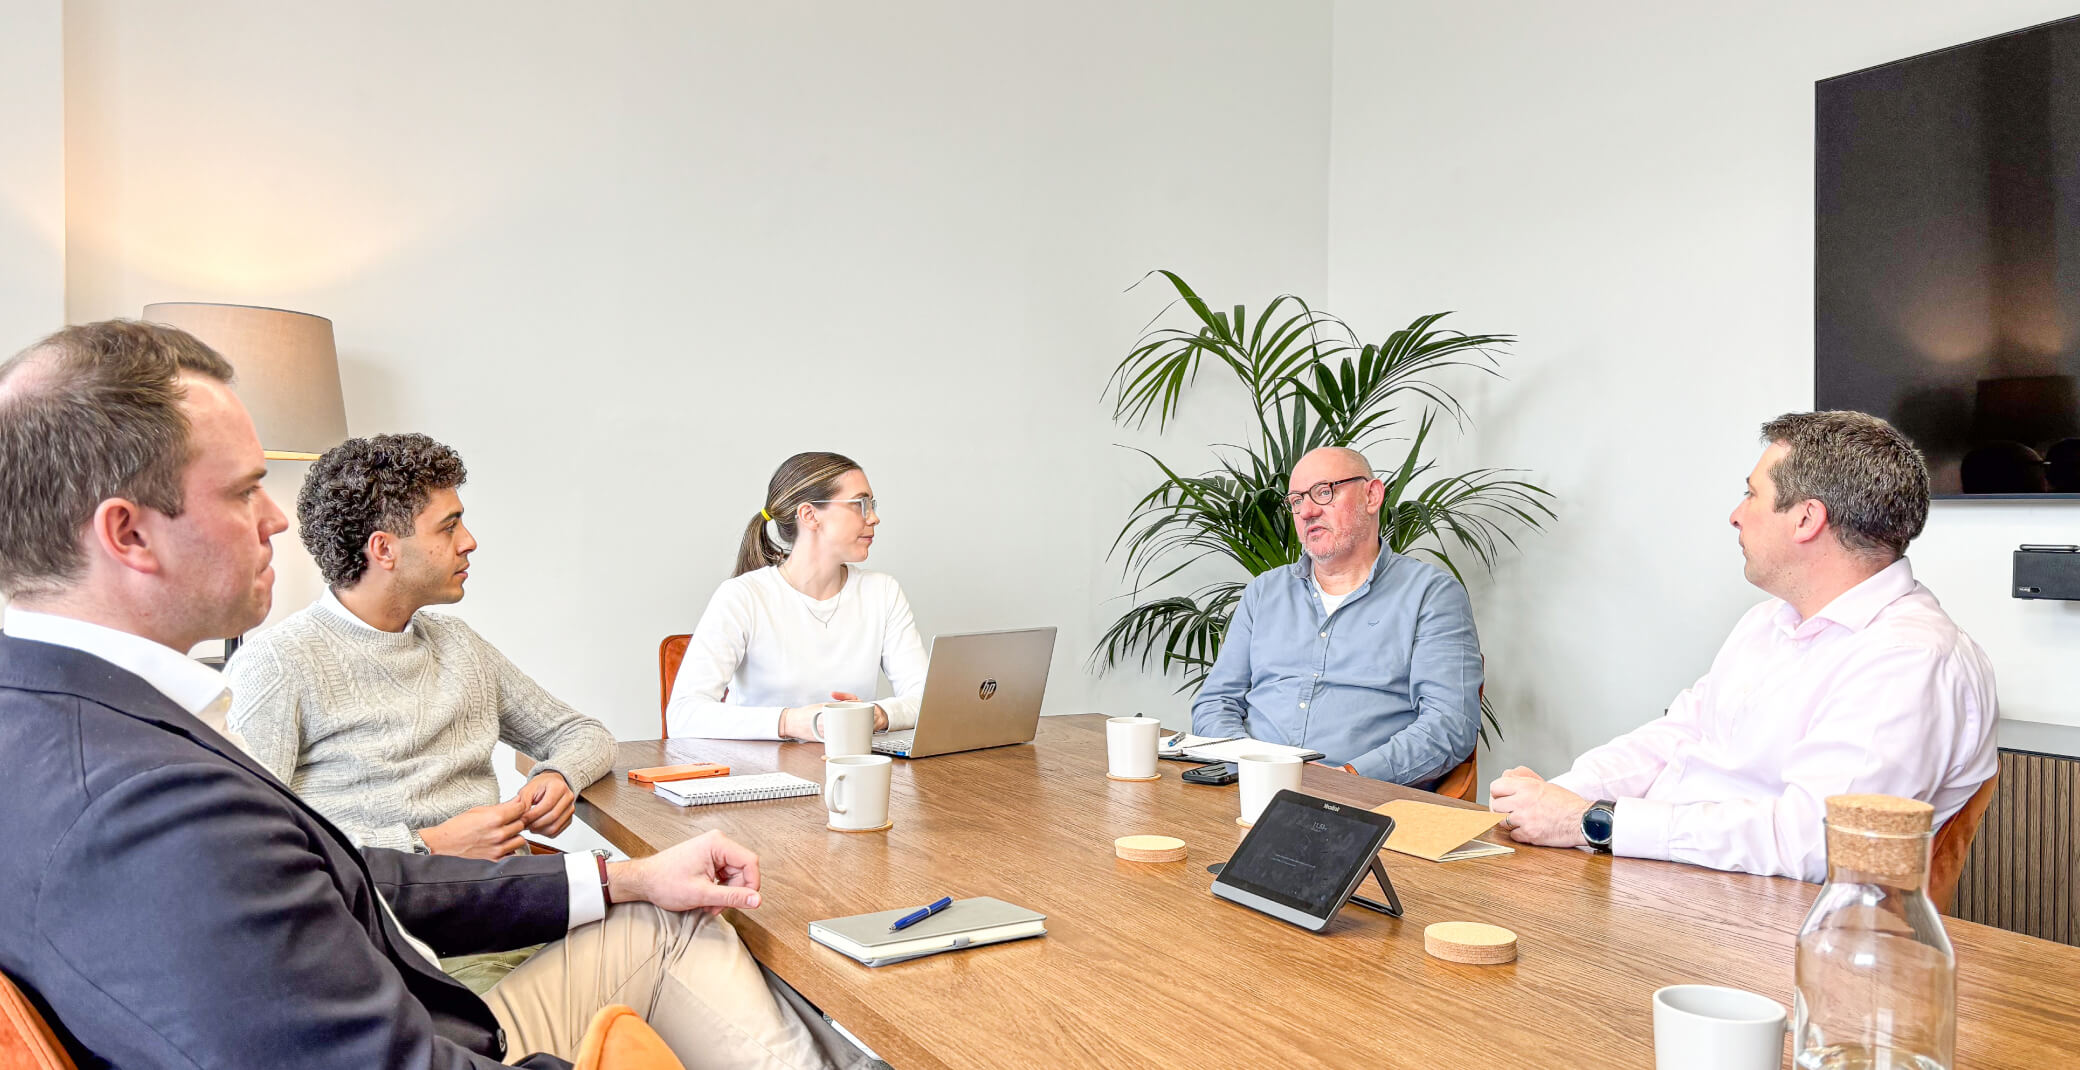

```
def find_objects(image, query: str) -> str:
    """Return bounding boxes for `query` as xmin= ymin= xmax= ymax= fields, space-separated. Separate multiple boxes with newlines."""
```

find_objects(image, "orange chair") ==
xmin=1433 ymin=752 xmax=1478 ymax=802
xmin=576 ymin=1004 xmax=687 ymax=1070
xmin=0 ymin=972 xmax=76 ymax=1070
xmin=1929 ymin=772 xmax=1999 ymax=915
xmin=658 ymin=634 xmax=692 ymax=739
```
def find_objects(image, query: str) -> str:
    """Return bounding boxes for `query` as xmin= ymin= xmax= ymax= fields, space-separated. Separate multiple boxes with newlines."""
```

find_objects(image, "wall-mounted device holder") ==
xmin=2015 ymin=545 xmax=2080 ymax=600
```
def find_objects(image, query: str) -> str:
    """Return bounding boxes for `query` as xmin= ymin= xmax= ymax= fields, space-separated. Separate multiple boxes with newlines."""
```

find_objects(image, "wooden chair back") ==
xmin=658 ymin=634 xmax=692 ymax=739
xmin=0 ymin=972 xmax=76 ymax=1070
xmin=1931 ymin=772 xmax=1999 ymax=915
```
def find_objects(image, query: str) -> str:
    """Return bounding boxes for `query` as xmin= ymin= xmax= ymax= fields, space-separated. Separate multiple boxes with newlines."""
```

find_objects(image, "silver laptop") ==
xmin=872 ymin=627 xmax=1057 ymax=758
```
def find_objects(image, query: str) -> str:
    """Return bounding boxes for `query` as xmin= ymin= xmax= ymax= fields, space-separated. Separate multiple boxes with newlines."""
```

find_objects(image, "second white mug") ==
xmin=1237 ymin=752 xmax=1305 ymax=824
xmin=1105 ymin=716 xmax=1162 ymax=778
xmin=824 ymin=754 xmax=893 ymax=831
xmin=819 ymin=701 xmax=877 ymax=760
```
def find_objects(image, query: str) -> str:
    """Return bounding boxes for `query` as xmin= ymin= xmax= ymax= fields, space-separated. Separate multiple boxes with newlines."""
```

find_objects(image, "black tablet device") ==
xmin=1209 ymin=789 xmax=1401 ymax=932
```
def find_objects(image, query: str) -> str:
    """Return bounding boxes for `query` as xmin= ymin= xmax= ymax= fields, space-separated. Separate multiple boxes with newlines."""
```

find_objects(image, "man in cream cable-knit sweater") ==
xmin=228 ymin=434 xmax=614 ymax=860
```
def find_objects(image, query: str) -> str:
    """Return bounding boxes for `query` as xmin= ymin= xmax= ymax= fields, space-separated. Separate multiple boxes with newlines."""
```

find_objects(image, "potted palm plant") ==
xmin=1094 ymin=271 xmax=1554 ymax=742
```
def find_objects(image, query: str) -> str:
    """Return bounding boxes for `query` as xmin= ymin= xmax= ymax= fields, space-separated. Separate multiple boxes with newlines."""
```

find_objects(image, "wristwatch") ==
xmin=591 ymin=848 xmax=614 ymax=906
xmin=1581 ymin=800 xmax=1617 ymax=853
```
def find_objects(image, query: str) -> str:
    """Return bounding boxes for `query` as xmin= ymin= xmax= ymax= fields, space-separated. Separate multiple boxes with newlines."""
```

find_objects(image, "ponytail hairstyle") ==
xmin=735 ymin=451 xmax=862 ymax=577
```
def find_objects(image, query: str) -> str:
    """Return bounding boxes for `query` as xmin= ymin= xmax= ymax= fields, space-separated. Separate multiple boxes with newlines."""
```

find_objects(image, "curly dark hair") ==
xmin=298 ymin=433 xmax=468 ymax=587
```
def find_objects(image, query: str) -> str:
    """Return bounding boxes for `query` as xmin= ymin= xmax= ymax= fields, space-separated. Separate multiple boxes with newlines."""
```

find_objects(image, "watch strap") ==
xmin=593 ymin=849 xmax=613 ymax=906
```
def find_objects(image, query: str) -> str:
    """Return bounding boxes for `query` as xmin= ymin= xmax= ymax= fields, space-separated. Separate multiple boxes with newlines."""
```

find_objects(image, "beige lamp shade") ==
xmin=142 ymin=303 xmax=348 ymax=460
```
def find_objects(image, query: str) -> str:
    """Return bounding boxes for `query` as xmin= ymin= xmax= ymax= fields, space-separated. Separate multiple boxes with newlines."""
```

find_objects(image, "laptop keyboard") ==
xmin=872 ymin=732 xmax=915 ymax=756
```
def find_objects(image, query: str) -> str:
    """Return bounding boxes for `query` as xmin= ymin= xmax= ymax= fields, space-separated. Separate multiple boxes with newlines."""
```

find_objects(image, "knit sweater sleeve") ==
xmin=444 ymin=619 xmax=615 ymax=791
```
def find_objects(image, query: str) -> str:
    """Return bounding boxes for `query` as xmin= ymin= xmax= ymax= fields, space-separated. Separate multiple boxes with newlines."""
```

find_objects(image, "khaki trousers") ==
xmin=482 ymin=903 xmax=868 ymax=1070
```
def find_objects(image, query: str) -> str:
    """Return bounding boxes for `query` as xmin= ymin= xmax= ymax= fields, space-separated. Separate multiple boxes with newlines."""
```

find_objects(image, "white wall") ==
xmin=0 ymin=0 xmax=66 ymax=620
xmin=0 ymin=0 xmax=63 ymax=355
xmin=64 ymin=0 xmax=1332 ymax=739
xmin=1326 ymin=0 xmax=2080 ymax=787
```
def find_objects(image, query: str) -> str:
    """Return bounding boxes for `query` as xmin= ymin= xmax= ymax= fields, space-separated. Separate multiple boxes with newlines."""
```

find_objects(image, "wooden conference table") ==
xmin=578 ymin=714 xmax=2080 ymax=1069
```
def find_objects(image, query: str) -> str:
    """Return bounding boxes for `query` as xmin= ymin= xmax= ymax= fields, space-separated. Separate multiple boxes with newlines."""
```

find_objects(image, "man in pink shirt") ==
xmin=1489 ymin=411 xmax=1997 ymax=882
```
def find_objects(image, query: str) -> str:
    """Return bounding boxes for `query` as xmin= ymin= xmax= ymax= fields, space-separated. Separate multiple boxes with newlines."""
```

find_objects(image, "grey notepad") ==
xmin=808 ymin=896 xmax=1047 ymax=967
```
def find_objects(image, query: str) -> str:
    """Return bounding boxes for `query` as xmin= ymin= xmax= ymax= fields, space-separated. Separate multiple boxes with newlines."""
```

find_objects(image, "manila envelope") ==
xmin=1372 ymin=799 xmax=1515 ymax=863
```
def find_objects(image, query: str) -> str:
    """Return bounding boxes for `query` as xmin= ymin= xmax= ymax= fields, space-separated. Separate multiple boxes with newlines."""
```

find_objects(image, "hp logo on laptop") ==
xmin=978 ymin=679 xmax=998 ymax=700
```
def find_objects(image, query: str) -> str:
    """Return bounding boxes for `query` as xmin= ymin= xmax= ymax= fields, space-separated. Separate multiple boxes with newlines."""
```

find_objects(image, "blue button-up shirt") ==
xmin=1189 ymin=541 xmax=1482 ymax=786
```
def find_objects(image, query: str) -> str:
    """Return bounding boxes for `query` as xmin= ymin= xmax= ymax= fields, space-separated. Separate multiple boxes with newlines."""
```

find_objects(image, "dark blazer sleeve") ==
xmin=362 ymin=846 xmax=571 ymax=957
xmin=36 ymin=761 xmax=533 ymax=1070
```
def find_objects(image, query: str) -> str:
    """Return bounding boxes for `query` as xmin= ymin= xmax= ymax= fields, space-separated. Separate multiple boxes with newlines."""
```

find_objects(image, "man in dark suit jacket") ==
xmin=0 ymin=321 xmax=854 ymax=1068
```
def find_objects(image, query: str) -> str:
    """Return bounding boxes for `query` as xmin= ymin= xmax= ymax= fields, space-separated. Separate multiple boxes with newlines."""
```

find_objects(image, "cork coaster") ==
xmin=1114 ymin=835 xmax=1187 ymax=863
xmin=826 ymin=820 xmax=894 ymax=833
xmin=1423 ymin=922 xmax=1518 ymax=965
xmin=1236 ymin=817 xmax=1254 ymax=829
xmin=1826 ymin=794 xmax=1933 ymax=835
xmin=1107 ymin=772 xmax=1162 ymax=782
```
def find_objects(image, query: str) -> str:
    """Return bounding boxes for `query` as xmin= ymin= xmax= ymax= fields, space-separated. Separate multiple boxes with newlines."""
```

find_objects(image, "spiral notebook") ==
xmin=653 ymin=772 xmax=820 ymax=807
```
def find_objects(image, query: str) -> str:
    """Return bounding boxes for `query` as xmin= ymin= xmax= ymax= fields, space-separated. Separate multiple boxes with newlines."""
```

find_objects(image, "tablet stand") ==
xmin=1346 ymin=855 xmax=1403 ymax=918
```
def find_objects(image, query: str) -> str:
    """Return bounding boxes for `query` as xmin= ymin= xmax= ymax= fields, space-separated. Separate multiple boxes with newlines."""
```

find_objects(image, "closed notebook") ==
xmin=1371 ymin=799 xmax=1515 ymax=862
xmin=809 ymin=896 xmax=1047 ymax=967
xmin=653 ymin=772 xmax=819 ymax=807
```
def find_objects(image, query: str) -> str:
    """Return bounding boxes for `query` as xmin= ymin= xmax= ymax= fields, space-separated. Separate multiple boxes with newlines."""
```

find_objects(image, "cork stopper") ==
xmin=1826 ymin=794 xmax=1934 ymax=835
xmin=1824 ymin=794 xmax=1934 ymax=882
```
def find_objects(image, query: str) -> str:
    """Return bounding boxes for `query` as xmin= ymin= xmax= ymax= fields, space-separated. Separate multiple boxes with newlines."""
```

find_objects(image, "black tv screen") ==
xmin=1816 ymin=14 xmax=2080 ymax=498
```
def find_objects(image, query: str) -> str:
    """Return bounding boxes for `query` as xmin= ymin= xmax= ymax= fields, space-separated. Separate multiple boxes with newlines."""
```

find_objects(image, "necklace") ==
xmin=801 ymin=585 xmax=842 ymax=629
xmin=780 ymin=563 xmax=845 ymax=629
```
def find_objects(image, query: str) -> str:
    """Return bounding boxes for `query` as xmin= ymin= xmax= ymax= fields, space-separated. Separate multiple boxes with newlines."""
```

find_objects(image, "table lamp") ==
xmin=141 ymin=303 xmax=348 ymax=655
xmin=141 ymin=303 xmax=348 ymax=460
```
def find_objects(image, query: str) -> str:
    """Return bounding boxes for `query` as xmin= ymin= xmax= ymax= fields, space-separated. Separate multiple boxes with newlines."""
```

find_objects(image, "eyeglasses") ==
xmin=811 ymin=496 xmax=879 ymax=518
xmin=1284 ymin=476 xmax=1367 ymax=511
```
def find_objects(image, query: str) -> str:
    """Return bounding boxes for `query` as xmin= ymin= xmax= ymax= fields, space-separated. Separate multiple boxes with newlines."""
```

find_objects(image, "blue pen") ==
xmin=890 ymin=896 xmax=954 ymax=932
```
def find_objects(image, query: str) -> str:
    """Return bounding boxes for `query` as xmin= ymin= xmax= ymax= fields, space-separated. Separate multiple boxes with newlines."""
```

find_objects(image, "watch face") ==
xmin=1583 ymin=805 xmax=1615 ymax=846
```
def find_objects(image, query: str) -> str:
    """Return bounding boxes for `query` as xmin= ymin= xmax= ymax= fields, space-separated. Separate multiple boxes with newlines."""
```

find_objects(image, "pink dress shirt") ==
xmin=1549 ymin=558 xmax=1997 ymax=882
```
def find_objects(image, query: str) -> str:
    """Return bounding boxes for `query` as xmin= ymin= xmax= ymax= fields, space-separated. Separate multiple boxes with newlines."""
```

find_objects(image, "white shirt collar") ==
xmin=2 ymin=607 xmax=234 ymax=726
xmin=319 ymin=586 xmax=412 ymax=636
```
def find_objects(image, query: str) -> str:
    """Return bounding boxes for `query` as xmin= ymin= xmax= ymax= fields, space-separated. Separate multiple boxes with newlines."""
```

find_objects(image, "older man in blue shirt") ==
xmin=1191 ymin=446 xmax=1483 ymax=787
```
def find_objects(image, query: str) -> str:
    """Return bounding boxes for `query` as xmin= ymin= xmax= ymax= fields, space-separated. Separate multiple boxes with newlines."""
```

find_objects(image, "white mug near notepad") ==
xmin=818 ymin=701 xmax=877 ymax=760
xmin=1238 ymin=752 xmax=1305 ymax=824
xmin=1105 ymin=716 xmax=1161 ymax=778
xmin=824 ymin=754 xmax=893 ymax=831
xmin=1652 ymin=985 xmax=1786 ymax=1070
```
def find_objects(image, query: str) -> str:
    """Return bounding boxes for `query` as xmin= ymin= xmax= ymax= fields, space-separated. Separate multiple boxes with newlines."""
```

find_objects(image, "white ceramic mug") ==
xmin=1652 ymin=985 xmax=1787 ymax=1070
xmin=1237 ymin=752 xmax=1304 ymax=824
xmin=823 ymin=754 xmax=893 ymax=831
xmin=1105 ymin=716 xmax=1161 ymax=778
xmin=819 ymin=701 xmax=877 ymax=760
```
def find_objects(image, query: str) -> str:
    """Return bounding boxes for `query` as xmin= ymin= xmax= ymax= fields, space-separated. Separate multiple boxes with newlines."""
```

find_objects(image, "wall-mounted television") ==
xmin=1816 ymin=14 xmax=2080 ymax=498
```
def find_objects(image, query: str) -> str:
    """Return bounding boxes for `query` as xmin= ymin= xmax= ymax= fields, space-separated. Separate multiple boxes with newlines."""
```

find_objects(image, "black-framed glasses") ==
xmin=1284 ymin=476 xmax=1366 ymax=511
xmin=810 ymin=496 xmax=878 ymax=518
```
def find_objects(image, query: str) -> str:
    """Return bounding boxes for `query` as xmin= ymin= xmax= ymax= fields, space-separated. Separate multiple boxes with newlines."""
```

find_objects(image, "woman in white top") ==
xmin=667 ymin=451 xmax=929 ymax=740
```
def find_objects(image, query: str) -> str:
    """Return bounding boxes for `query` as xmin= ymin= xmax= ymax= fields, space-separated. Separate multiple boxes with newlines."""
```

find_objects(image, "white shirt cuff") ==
xmin=1612 ymin=797 xmax=1674 ymax=860
xmin=564 ymin=852 xmax=607 ymax=929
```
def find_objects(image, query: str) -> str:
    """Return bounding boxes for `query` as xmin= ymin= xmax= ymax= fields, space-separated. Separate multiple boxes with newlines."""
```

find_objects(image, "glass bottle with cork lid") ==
xmin=1793 ymin=793 xmax=1954 ymax=1070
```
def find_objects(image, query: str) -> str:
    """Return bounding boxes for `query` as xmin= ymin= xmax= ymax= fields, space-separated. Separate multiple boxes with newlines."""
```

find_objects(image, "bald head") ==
xmin=1293 ymin=446 xmax=1373 ymax=484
